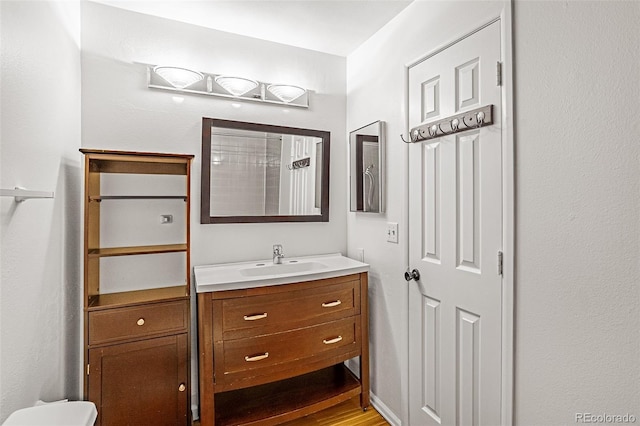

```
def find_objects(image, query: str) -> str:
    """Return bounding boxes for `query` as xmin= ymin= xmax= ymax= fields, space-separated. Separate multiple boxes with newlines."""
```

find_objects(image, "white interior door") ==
xmin=408 ymin=21 xmax=503 ymax=425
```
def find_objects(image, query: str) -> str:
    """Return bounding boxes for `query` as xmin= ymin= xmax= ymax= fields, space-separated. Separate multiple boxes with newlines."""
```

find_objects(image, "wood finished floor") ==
xmin=193 ymin=397 xmax=390 ymax=426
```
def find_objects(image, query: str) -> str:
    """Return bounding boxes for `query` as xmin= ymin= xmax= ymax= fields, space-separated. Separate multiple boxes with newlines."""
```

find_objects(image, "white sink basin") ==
xmin=194 ymin=253 xmax=368 ymax=292
xmin=239 ymin=261 xmax=327 ymax=277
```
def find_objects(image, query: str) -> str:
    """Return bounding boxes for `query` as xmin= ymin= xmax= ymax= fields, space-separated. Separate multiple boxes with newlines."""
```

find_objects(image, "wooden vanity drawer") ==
xmin=89 ymin=300 xmax=188 ymax=346
xmin=221 ymin=316 xmax=359 ymax=377
xmin=221 ymin=280 xmax=359 ymax=337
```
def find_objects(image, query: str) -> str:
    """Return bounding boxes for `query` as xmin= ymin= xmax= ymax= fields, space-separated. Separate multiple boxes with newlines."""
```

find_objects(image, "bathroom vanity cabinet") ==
xmin=80 ymin=149 xmax=193 ymax=426
xmin=197 ymin=272 xmax=369 ymax=426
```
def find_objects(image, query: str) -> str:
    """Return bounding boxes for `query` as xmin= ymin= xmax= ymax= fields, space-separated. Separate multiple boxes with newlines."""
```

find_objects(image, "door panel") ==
xmin=456 ymin=131 xmax=481 ymax=272
xmin=457 ymin=308 xmax=480 ymax=426
xmin=422 ymin=76 xmax=441 ymax=120
xmin=423 ymin=143 xmax=441 ymax=263
xmin=422 ymin=296 xmax=441 ymax=421
xmin=455 ymin=58 xmax=480 ymax=111
xmin=408 ymin=20 xmax=503 ymax=426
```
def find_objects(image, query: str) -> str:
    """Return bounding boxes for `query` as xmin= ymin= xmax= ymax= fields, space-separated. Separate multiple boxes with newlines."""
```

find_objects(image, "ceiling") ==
xmin=90 ymin=0 xmax=413 ymax=57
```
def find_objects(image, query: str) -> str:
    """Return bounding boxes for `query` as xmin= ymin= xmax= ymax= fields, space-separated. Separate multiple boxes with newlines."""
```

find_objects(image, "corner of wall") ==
xmin=0 ymin=0 xmax=82 ymax=420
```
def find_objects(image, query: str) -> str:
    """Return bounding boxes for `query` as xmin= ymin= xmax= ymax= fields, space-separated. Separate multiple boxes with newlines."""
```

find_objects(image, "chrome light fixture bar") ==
xmin=147 ymin=65 xmax=309 ymax=108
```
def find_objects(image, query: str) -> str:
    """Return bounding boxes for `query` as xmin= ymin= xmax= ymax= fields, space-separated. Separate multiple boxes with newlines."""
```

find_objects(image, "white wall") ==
xmin=512 ymin=1 xmax=639 ymax=423
xmin=347 ymin=0 xmax=639 ymax=424
xmin=81 ymin=2 xmax=347 ymax=264
xmin=0 ymin=1 xmax=82 ymax=422
xmin=80 ymin=1 xmax=347 ymax=414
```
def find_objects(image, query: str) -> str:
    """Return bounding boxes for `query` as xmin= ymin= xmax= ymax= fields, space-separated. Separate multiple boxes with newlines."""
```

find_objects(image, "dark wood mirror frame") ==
xmin=201 ymin=117 xmax=330 ymax=224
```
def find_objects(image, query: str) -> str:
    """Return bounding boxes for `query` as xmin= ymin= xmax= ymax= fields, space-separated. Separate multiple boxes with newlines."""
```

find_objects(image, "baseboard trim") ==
xmin=370 ymin=392 xmax=402 ymax=426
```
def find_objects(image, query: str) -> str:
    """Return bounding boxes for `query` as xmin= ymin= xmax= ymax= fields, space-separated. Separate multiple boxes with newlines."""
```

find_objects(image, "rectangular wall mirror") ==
xmin=350 ymin=120 xmax=385 ymax=213
xmin=201 ymin=118 xmax=330 ymax=223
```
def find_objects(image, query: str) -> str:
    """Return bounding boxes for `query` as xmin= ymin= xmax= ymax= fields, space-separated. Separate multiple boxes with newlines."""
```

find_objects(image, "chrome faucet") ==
xmin=272 ymin=244 xmax=285 ymax=264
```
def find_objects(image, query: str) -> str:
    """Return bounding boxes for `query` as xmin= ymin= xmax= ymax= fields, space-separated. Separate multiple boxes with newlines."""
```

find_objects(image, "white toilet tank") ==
xmin=2 ymin=401 xmax=97 ymax=426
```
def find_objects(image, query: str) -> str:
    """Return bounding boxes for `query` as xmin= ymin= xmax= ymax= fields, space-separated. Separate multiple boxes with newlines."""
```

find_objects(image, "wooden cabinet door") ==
xmin=88 ymin=334 xmax=188 ymax=426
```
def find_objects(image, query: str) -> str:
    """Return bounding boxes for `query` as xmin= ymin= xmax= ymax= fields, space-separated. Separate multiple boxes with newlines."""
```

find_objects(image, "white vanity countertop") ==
xmin=194 ymin=253 xmax=369 ymax=293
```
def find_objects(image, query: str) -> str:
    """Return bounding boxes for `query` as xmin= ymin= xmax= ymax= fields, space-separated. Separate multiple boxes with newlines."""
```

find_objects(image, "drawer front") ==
xmin=89 ymin=300 xmax=188 ymax=345
xmin=221 ymin=317 xmax=358 ymax=375
xmin=221 ymin=280 xmax=359 ymax=336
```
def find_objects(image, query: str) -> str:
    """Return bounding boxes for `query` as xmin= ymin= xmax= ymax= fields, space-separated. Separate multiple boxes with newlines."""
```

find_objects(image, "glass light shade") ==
xmin=267 ymin=84 xmax=306 ymax=103
xmin=215 ymin=76 xmax=258 ymax=96
xmin=153 ymin=66 xmax=204 ymax=89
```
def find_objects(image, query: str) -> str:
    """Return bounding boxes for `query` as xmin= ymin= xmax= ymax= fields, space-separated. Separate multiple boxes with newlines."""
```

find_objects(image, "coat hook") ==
xmin=400 ymin=133 xmax=412 ymax=144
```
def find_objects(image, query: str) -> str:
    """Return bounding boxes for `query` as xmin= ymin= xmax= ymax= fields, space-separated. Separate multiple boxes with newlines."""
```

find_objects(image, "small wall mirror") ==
xmin=350 ymin=121 xmax=385 ymax=213
xmin=201 ymin=118 xmax=330 ymax=223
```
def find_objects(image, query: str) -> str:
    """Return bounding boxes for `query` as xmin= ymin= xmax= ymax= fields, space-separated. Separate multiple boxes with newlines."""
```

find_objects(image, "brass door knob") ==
xmin=136 ymin=318 xmax=145 ymax=326
xmin=178 ymin=383 xmax=186 ymax=392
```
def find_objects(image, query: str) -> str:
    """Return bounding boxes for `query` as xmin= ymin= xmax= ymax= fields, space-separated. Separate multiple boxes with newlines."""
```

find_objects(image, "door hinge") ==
xmin=497 ymin=251 xmax=504 ymax=276
xmin=86 ymin=364 xmax=90 ymax=375
xmin=496 ymin=61 xmax=503 ymax=86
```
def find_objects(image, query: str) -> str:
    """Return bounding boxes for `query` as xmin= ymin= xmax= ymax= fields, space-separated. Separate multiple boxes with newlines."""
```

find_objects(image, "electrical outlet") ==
xmin=386 ymin=222 xmax=398 ymax=243
xmin=161 ymin=214 xmax=173 ymax=224
xmin=356 ymin=248 xmax=365 ymax=263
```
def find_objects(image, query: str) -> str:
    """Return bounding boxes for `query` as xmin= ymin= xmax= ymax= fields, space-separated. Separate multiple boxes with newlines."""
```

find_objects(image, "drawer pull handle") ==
xmin=323 ymin=336 xmax=343 ymax=345
xmin=322 ymin=300 xmax=342 ymax=308
xmin=243 ymin=313 xmax=268 ymax=321
xmin=136 ymin=318 xmax=145 ymax=326
xmin=178 ymin=383 xmax=186 ymax=392
xmin=245 ymin=352 xmax=269 ymax=362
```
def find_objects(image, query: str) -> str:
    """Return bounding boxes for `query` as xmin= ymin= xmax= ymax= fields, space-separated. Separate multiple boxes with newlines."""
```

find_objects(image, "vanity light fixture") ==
xmin=267 ymin=84 xmax=306 ymax=103
xmin=215 ymin=76 xmax=259 ymax=97
xmin=153 ymin=66 xmax=204 ymax=89
xmin=147 ymin=64 xmax=309 ymax=108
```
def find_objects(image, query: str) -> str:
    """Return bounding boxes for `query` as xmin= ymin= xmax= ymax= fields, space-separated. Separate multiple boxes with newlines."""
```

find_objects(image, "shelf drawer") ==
xmin=89 ymin=300 xmax=188 ymax=346
xmin=221 ymin=280 xmax=359 ymax=337
xmin=221 ymin=317 xmax=358 ymax=376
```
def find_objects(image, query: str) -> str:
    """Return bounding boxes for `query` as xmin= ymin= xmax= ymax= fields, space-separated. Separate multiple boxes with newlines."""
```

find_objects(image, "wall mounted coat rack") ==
xmin=401 ymin=104 xmax=494 ymax=144
xmin=287 ymin=157 xmax=310 ymax=170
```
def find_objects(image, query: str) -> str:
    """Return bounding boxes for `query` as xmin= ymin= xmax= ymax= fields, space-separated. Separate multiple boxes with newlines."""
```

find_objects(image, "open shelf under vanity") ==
xmin=215 ymin=365 xmax=361 ymax=426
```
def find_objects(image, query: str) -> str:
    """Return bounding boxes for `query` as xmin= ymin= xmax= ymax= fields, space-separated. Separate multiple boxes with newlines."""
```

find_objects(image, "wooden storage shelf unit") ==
xmin=87 ymin=243 xmax=188 ymax=258
xmin=87 ymin=286 xmax=189 ymax=311
xmin=81 ymin=149 xmax=194 ymax=426
xmin=197 ymin=272 xmax=370 ymax=426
